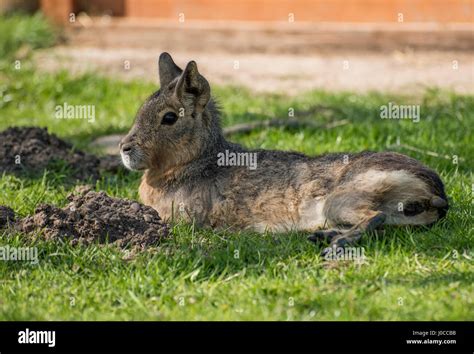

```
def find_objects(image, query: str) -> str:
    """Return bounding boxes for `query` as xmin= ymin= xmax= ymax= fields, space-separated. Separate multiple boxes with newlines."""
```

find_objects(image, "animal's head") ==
xmin=120 ymin=52 xmax=220 ymax=172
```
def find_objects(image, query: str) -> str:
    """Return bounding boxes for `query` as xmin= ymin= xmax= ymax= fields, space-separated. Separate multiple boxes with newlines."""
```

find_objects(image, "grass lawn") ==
xmin=0 ymin=15 xmax=472 ymax=320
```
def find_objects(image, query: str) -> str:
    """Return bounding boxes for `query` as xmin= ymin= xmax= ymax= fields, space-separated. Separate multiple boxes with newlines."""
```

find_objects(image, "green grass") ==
xmin=0 ymin=15 xmax=472 ymax=320
xmin=0 ymin=13 xmax=56 ymax=60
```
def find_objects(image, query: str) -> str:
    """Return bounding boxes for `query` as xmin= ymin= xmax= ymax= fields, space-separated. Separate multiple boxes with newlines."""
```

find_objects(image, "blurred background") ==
xmin=1 ymin=0 xmax=473 ymax=94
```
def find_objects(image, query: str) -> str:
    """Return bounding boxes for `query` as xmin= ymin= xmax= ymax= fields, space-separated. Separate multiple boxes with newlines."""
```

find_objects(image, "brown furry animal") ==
xmin=120 ymin=53 xmax=448 ymax=253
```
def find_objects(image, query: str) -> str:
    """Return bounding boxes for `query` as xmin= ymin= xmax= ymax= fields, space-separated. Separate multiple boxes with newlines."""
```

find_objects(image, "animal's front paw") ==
xmin=308 ymin=229 xmax=343 ymax=243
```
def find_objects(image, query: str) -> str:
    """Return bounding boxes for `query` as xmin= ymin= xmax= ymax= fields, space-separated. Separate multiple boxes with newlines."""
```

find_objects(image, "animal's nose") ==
xmin=119 ymin=135 xmax=131 ymax=150
xmin=121 ymin=143 xmax=132 ymax=153
xmin=119 ymin=136 xmax=132 ymax=151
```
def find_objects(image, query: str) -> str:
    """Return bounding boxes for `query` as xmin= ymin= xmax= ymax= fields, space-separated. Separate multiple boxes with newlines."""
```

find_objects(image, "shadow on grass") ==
xmin=0 ymin=215 xmax=468 ymax=292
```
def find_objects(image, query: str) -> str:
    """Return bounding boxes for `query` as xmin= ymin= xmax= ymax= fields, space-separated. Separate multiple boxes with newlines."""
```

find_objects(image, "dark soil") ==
xmin=0 ymin=205 xmax=16 ymax=228
xmin=0 ymin=126 xmax=123 ymax=181
xmin=97 ymin=154 xmax=124 ymax=174
xmin=14 ymin=187 xmax=168 ymax=249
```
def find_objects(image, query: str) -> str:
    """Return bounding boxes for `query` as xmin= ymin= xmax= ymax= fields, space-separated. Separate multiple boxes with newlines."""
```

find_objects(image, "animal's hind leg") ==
xmin=308 ymin=190 xmax=386 ymax=250
xmin=325 ymin=211 xmax=386 ymax=249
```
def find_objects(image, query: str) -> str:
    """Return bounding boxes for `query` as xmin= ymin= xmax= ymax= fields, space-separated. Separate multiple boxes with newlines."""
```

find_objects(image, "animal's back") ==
xmin=179 ymin=149 xmax=448 ymax=233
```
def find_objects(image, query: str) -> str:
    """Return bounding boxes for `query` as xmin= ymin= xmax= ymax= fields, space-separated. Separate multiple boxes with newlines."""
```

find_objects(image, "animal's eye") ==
xmin=161 ymin=112 xmax=178 ymax=125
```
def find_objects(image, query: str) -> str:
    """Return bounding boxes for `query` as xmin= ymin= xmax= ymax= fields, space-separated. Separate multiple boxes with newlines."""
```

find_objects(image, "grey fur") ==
xmin=120 ymin=53 xmax=449 ymax=251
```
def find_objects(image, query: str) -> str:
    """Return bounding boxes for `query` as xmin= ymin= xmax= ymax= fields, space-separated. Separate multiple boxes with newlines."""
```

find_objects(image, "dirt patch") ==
xmin=0 ymin=206 xmax=16 ymax=229
xmin=0 ymin=126 xmax=123 ymax=180
xmin=97 ymin=153 xmax=124 ymax=173
xmin=14 ymin=187 xmax=168 ymax=249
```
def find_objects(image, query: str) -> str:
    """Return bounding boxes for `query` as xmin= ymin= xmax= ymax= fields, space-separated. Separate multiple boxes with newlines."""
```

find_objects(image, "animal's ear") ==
xmin=174 ymin=61 xmax=210 ymax=115
xmin=158 ymin=52 xmax=182 ymax=88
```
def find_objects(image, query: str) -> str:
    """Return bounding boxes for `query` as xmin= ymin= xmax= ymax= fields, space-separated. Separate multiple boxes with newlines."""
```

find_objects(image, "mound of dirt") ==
xmin=0 ymin=205 xmax=16 ymax=229
xmin=0 ymin=127 xmax=123 ymax=180
xmin=15 ymin=188 xmax=168 ymax=249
